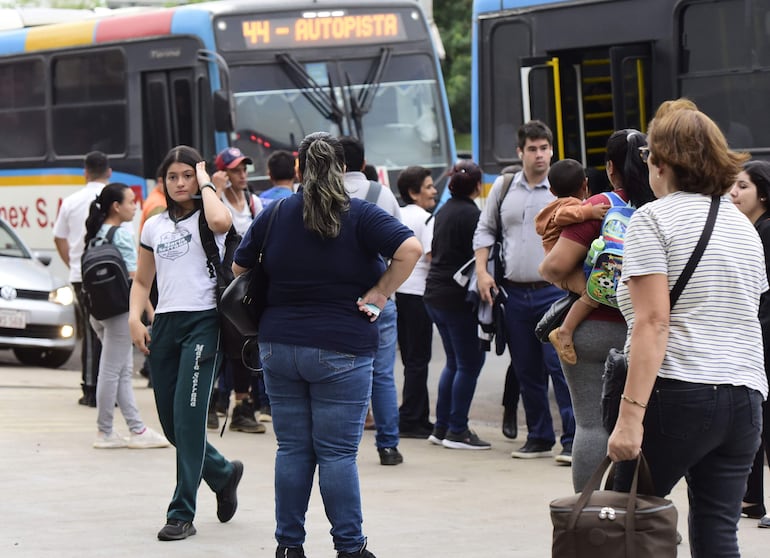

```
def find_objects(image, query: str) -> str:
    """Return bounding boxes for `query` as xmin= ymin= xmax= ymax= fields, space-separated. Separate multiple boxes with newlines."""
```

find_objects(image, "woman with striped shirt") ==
xmin=608 ymin=99 xmax=768 ymax=556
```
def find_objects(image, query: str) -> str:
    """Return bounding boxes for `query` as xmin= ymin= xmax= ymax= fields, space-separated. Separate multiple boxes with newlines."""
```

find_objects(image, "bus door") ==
xmin=521 ymin=46 xmax=650 ymax=178
xmin=138 ymin=43 xmax=216 ymax=179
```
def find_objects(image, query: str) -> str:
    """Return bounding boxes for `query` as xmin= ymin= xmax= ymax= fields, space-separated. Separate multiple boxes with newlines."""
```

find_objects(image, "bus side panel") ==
xmin=95 ymin=10 xmax=174 ymax=43
xmin=0 ymin=29 xmax=27 ymax=56
xmin=25 ymin=21 xmax=96 ymax=51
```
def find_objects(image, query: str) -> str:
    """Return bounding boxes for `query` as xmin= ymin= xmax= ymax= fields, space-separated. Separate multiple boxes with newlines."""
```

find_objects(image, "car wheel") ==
xmin=13 ymin=347 xmax=74 ymax=369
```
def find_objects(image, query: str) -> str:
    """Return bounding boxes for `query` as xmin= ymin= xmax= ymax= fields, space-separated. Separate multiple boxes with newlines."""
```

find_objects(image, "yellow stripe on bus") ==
xmin=25 ymin=21 xmax=96 ymax=51
xmin=0 ymin=175 xmax=84 ymax=186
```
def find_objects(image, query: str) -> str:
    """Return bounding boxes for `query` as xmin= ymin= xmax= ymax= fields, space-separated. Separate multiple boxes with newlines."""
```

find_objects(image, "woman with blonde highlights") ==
xmin=608 ymin=101 xmax=767 ymax=555
xmin=232 ymin=132 xmax=421 ymax=558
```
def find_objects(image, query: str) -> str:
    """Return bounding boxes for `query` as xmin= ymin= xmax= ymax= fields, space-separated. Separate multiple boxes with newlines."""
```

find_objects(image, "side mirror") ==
xmin=34 ymin=252 xmax=52 ymax=266
xmin=213 ymin=90 xmax=234 ymax=132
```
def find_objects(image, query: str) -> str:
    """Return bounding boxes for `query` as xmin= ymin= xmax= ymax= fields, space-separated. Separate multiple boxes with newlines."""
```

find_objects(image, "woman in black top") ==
xmin=423 ymin=160 xmax=490 ymax=450
xmin=730 ymin=160 xmax=770 ymax=528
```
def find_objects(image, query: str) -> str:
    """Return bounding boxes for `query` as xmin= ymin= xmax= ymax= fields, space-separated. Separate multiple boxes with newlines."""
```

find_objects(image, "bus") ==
xmin=472 ymin=0 xmax=770 ymax=191
xmin=0 ymin=0 xmax=456 ymax=261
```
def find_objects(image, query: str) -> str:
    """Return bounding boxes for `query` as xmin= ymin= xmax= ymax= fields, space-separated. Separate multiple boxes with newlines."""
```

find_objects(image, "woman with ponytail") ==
xmin=85 ymin=183 xmax=169 ymax=451
xmin=233 ymin=132 xmax=421 ymax=558
xmin=540 ymin=129 xmax=655 ymax=491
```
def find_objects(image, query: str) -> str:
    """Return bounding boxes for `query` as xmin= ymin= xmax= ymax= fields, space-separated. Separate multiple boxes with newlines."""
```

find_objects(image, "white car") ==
xmin=0 ymin=217 xmax=77 ymax=367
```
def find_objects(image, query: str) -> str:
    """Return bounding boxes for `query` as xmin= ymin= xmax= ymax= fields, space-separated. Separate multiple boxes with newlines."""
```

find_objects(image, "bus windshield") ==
xmin=229 ymin=52 xmax=448 ymax=179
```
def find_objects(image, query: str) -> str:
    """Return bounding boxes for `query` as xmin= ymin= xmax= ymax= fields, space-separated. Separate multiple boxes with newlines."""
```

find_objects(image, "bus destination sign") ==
xmin=237 ymin=13 xmax=408 ymax=49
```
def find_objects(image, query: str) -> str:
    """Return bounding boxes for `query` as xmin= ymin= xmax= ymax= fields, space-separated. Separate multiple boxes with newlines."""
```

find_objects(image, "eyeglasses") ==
xmin=638 ymin=146 xmax=651 ymax=163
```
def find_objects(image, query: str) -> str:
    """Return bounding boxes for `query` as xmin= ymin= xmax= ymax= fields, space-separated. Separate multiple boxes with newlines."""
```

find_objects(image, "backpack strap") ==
xmin=199 ymin=211 xmax=240 ymax=305
xmin=365 ymin=180 xmax=382 ymax=203
xmin=105 ymin=225 xmax=120 ymax=243
xmin=245 ymin=191 xmax=256 ymax=218
xmin=603 ymin=191 xmax=630 ymax=208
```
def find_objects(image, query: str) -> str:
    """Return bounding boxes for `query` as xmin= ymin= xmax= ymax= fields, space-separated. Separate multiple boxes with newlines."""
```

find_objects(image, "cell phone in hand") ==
xmin=357 ymin=298 xmax=381 ymax=317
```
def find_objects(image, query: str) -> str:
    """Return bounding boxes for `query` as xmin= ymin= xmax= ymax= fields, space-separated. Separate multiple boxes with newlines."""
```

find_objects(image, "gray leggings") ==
xmin=560 ymin=319 xmax=627 ymax=492
xmin=91 ymin=313 xmax=144 ymax=435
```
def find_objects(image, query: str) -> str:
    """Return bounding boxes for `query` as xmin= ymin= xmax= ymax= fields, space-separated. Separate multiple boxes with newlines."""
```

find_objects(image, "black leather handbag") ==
xmin=535 ymin=292 xmax=580 ymax=343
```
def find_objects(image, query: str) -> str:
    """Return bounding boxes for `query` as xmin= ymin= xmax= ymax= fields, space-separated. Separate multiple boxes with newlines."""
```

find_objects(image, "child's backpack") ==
xmin=583 ymin=191 xmax=635 ymax=308
xmin=81 ymin=226 xmax=131 ymax=320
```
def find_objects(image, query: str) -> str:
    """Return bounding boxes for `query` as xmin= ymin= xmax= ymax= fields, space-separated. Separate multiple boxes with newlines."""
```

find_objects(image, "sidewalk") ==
xmin=1 ymin=362 xmax=768 ymax=557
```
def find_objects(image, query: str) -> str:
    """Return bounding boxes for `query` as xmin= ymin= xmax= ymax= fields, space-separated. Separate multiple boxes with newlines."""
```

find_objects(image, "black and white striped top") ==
xmin=617 ymin=192 xmax=769 ymax=397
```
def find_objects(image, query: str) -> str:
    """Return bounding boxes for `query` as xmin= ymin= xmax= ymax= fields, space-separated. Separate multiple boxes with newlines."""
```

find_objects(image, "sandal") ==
xmin=548 ymin=327 xmax=577 ymax=365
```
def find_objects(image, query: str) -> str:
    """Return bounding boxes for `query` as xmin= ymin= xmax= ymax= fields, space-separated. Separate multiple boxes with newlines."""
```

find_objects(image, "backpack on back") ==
xmin=81 ymin=226 xmax=131 ymax=320
xmin=584 ymin=192 xmax=635 ymax=308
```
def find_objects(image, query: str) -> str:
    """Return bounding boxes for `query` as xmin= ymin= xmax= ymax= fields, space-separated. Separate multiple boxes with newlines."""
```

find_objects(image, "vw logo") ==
xmin=0 ymin=285 xmax=17 ymax=300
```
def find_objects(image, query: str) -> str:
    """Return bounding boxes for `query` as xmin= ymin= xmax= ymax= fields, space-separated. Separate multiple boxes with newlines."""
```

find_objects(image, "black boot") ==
xmin=78 ymin=384 xmax=96 ymax=407
xmin=230 ymin=399 xmax=266 ymax=433
xmin=207 ymin=392 xmax=219 ymax=430
xmin=502 ymin=407 xmax=517 ymax=439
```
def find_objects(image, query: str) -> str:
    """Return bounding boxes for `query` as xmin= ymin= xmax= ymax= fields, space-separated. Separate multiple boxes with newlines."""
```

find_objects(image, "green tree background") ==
xmin=435 ymin=0 xmax=472 ymax=137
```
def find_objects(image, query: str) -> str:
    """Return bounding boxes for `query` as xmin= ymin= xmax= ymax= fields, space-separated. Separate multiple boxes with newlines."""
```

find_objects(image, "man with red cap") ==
xmin=209 ymin=147 xmax=265 ymax=434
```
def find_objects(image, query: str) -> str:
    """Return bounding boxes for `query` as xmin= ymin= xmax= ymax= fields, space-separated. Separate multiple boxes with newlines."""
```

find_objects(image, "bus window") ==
xmin=52 ymin=49 xmax=127 ymax=156
xmin=680 ymin=0 xmax=747 ymax=73
xmin=488 ymin=20 xmax=529 ymax=165
xmin=0 ymin=59 xmax=46 ymax=159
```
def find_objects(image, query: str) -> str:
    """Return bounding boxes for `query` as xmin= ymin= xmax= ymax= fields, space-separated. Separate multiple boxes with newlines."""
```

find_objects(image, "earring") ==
xmin=657 ymin=172 xmax=661 ymax=179
xmin=762 ymin=198 xmax=768 ymax=202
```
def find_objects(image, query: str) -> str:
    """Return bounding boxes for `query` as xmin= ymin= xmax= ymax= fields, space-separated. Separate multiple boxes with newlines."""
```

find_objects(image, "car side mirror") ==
xmin=34 ymin=252 xmax=52 ymax=266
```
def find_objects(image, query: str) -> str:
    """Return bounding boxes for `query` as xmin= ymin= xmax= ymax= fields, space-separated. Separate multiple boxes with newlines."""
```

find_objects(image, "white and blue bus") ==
xmin=0 ymin=0 xmax=456 ymax=257
xmin=472 ymin=0 xmax=770 ymax=192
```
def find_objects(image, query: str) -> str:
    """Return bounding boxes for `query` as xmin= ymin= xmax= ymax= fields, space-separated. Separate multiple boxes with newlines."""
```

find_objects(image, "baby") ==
xmin=535 ymin=159 xmax=608 ymax=364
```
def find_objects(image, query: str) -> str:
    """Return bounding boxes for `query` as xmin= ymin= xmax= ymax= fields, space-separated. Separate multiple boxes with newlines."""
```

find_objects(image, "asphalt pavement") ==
xmin=0 ymin=341 xmax=768 ymax=557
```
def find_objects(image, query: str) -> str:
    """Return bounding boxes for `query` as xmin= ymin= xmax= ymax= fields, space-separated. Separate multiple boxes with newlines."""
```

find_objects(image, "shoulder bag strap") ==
xmin=365 ymin=181 xmax=382 ymax=204
xmin=496 ymin=172 xmax=515 ymax=241
xmin=258 ymin=198 xmax=285 ymax=263
xmin=669 ymin=195 xmax=719 ymax=309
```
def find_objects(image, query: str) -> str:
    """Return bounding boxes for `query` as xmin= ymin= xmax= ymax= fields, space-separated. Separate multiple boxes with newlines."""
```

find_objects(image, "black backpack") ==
xmin=199 ymin=211 xmax=244 ymax=361
xmin=81 ymin=226 xmax=130 ymax=320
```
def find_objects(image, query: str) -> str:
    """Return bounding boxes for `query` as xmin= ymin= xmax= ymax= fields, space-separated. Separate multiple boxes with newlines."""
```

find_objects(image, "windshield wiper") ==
xmin=276 ymin=52 xmax=344 ymax=130
xmin=345 ymin=47 xmax=391 ymax=141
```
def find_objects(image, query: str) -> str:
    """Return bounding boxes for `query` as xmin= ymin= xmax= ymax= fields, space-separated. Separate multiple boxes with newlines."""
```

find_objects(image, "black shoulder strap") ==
xmin=669 ymin=195 xmax=719 ymax=309
xmin=199 ymin=211 xmax=239 ymax=300
xmin=495 ymin=172 xmax=515 ymax=238
xmin=245 ymin=190 xmax=256 ymax=218
xmin=365 ymin=180 xmax=382 ymax=204
xmin=105 ymin=226 xmax=119 ymax=243
xmin=258 ymin=198 xmax=285 ymax=263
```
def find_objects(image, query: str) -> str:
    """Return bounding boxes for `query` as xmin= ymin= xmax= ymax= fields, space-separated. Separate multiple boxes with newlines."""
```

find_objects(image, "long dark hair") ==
xmin=159 ymin=145 xmax=204 ymax=219
xmin=605 ymin=129 xmax=655 ymax=208
xmin=298 ymin=132 xmax=349 ymax=238
xmin=84 ymin=182 xmax=129 ymax=245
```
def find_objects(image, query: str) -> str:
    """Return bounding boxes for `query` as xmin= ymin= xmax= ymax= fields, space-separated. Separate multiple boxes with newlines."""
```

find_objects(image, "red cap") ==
xmin=215 ymin=147 xmax=253 ymax=171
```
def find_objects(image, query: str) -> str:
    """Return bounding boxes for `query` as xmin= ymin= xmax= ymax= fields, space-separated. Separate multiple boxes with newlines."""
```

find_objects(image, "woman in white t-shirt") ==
xmin=128 ymin=146 xmax=243 ymax=542
xmin=608 ymin=99 xmax=768 ymax=555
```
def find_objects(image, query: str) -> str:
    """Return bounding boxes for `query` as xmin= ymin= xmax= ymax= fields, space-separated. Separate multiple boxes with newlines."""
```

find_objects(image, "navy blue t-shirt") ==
xmin=234 ymin=193 xmax=413 ymax=356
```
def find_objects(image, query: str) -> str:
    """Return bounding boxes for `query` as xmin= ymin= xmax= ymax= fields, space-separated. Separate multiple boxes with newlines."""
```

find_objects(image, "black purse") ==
xmin=220 ymin=199 xmax=284 ymax=362
xmin=534 ymin=292 xmax=580 ymax=344
xmin=601 ymin=195 xmax=719 ymax=432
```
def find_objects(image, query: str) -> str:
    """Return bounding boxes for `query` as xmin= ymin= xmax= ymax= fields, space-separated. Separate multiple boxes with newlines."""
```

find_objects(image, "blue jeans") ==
xmin=617 ymin=378 xmax=762 ymax=558
xmin=503 ymin=284 xmax=574 ymax=446
xmin=371 ymin=299 xmax=400 ymax=448
xmin=424 ymin=303 xmax=486 ymax=434
xmin=259 ymin=342 xmax=373 ymax=553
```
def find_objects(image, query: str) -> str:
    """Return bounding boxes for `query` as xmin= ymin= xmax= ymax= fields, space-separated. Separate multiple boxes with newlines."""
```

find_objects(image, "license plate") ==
xmin=0 ymin=309 xmax=26 ymax=329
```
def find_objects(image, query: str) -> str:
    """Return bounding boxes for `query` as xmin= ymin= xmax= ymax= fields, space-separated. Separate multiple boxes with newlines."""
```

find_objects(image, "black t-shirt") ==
xmin=424 ymin=196 xmax=480 ymax=311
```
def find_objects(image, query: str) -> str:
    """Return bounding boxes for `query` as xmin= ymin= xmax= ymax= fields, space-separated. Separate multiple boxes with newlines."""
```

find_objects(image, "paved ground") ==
xmin=0 ymin=343 xmax=768 ymax=557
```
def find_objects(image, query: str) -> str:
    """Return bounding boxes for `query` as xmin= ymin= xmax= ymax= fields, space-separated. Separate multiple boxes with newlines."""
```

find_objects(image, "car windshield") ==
xmin=229 ymin=53 xmax=448 ymax=179
xmin=0 ymin=221 xmax=30 ymax=258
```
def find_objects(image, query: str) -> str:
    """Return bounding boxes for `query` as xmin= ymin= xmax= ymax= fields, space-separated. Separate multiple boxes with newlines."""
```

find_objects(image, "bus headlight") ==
xmin=50 ymin=286 xmax=75 ymax=306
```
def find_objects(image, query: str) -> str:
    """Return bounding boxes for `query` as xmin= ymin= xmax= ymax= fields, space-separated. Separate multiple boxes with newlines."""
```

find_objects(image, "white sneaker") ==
xmin=93 ymin=431 xmax=127 ymax=449
xmin=127 ymin=427 xmax=170 ymax=449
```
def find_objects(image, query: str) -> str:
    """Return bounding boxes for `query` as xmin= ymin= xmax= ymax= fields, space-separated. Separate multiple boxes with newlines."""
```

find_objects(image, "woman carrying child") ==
xmin=539 ymin=130 xmax=654 ymax=491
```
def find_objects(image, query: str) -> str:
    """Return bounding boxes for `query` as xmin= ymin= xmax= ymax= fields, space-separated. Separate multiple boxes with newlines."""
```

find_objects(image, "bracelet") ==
xmin=621 ymin=393 xmax=648 ymax=409
xmin=200 ymin=182 xmax=217 ymax=194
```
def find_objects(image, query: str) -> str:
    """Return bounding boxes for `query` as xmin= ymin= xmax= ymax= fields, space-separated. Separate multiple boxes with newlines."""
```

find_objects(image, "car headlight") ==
xmin=50 ymin=285 xmax=75 ymax=306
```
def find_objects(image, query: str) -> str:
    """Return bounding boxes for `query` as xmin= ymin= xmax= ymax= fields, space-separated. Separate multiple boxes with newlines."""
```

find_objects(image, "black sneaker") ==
xmin=441 ymin=428 xmax=492 ymax=450
xmin=157 ymin=519 xmax=196 ymax=541
xmin=230 ymin=400 xmax=266 ymax=433
xmin=216 ymin=460 xmax=244 ymax=522
xmin=276 ymin=545 xmax=306 ymax=558
xmin=427 ymin=426 xmax=447 ymax=446
xmin=338 ymin=542 xmax=376 ymax=557
xmin=511 ymin=439 xmax=553 ymax=459
xmin=555 ymin=442 xmax=573 ymax=465
xmin=377 ymin=447 xmax=404 ymax=466
xmin=207 ymin=407 xmax=219 ymax=430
